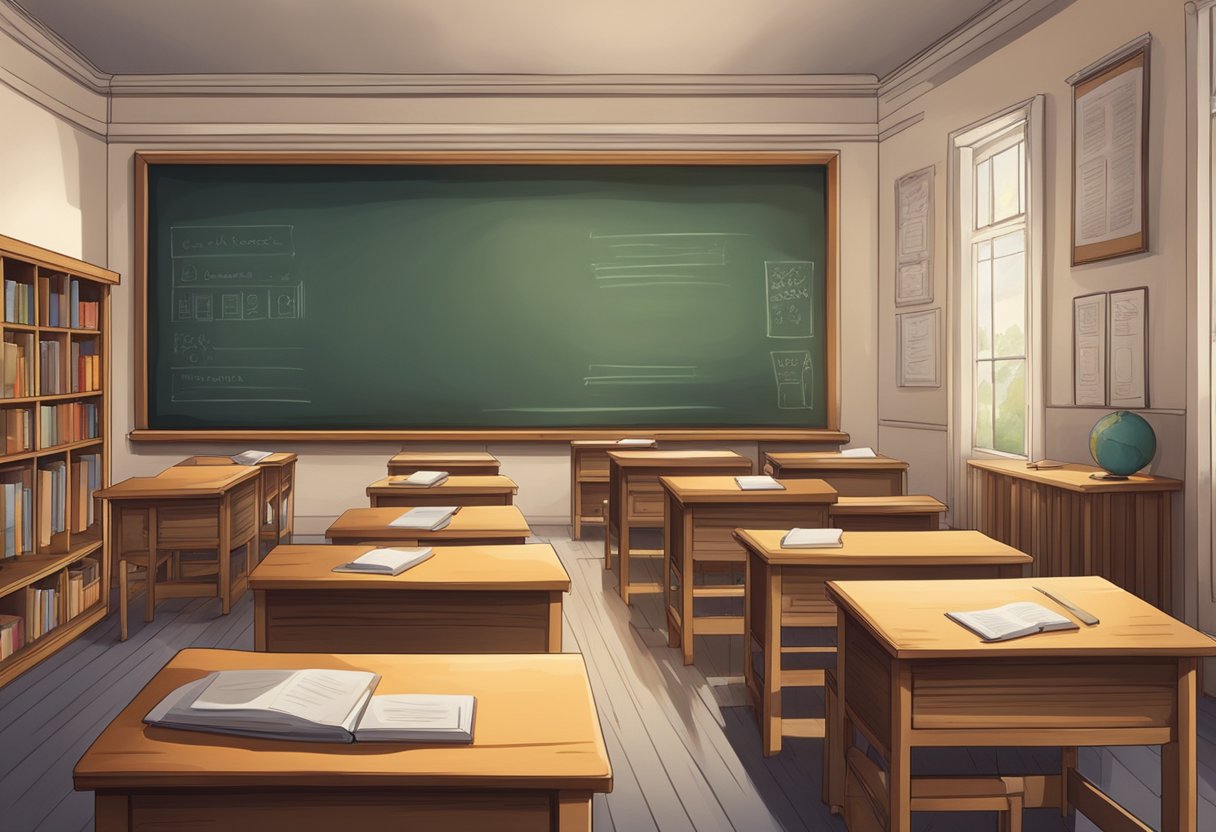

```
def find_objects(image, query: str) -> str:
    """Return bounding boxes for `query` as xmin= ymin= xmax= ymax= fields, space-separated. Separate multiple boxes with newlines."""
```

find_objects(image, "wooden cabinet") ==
xmin=0 ymin=234 xmax=117 ymax=688
xmin=966 ymin=458 xmax=1181 ymax=610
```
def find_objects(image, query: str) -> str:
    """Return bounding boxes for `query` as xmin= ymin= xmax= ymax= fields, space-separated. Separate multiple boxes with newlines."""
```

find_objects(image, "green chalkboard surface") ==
xmin=144 ymin=161 xmax=829 ymax=432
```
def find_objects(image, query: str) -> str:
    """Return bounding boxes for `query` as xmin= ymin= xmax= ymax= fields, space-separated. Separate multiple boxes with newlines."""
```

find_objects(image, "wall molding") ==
xmin=878 ymin=0 xmax=1077 ymax=116
xmin=0 ymin=65 xmax=105 ymax=137
xmin=878 ymin=419 xmax=948 ymax=432
xmin=0 ymin=1 xmax=110 ymax=93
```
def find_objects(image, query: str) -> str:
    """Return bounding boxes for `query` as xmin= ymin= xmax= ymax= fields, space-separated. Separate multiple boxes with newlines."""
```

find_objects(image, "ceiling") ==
xmin=15 ymin=0 xmax=1000 ymax=78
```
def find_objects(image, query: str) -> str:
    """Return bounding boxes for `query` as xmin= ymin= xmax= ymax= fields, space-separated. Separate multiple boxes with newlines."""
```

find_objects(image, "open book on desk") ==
xmin=389 ymin=470 xmax=449 ymax=487
xmin=332 ymin=547 xmax=433 ymax=576
xmin=145 ymin=669 xmax=476 ymax=744
xmin=947 ymin=601 xmax=1080 ymax=642
xmin=230 ymin=449 xmax=273 ymax=466
xmin=389 ymin=505 xmax=459 ymax=531
xmin=736 ymin=475 xmax=785 ymax=491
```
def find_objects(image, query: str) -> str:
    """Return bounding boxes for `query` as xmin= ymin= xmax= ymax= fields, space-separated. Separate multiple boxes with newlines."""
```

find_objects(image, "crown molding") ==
xmin=104 ymin=121 xmax=879 ymax=146
xmin=106 ymin=72 xmax=879 ymax=99
xmin=0 ymin=1 xmax=111 ymax=92
xmin=878 ymin=0 xmax=1077 ymax=115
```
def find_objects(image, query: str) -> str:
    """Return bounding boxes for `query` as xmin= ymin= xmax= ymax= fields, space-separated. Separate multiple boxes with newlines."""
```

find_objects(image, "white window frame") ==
xmin=948 ymin=96 xmax=1045 ymax=527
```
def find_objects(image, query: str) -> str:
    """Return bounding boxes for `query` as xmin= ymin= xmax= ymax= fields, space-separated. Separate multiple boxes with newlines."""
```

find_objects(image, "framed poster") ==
xmin=896 ymin=308 xmax=939 ymax=387
xmin=1072 ymin=292 xmax=1107 ymax=405
xmin=895 ymin=166 xmax=934 ymax=306
xmin=1107 ymin=286 xmax=1148 ymax=408
xmin=1068 ymin=35 xmax=1150 ymax=265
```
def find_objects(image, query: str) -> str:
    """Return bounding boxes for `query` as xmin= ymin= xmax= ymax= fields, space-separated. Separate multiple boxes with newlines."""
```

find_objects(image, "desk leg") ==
xmin=548 ymin=591 xmax=563 ymax=653
xmin=889 ymin=663 xmax=913 ymax=832
xmin=619 ymin=518 xmax=633 ymax=605
xmin=1060 ymin=746 xmax=1077 ymax=816
xmin=118 ymin=562 xmax=129 ymax=642
xmin=254 ymin=591 xmax=267 ymax=651
xmin=556 ymin=791 xmax=592 ymax=832
xmin=604 ymin=519 xmax=613 ymax=571
xmin=762 ymin=563 xmax=782 ymax=757
xmin=145 ymin=507 xmax=157 ymax=623
xmin=680 ymin=510 xmax=695 ymax=666
xmin=826 ymin=613 xmax=846 ymax=813
xmin=94 ymin=794 xmax=130 ymax=832
xmin=219 ymin=495 xmax=232 ymax=615
xmin=1162 ymin=657 xmax=1198 ymax=832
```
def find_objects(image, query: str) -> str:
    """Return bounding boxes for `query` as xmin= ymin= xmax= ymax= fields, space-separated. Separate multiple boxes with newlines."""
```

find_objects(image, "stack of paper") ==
xmin=389 ymin=506 xmax=459 ymax=531
xmin=230 ymin=450 xmax=274 ymax=466
xmin=780 ymin=527 xmax=844 ymax=549
xmin=735 ymin=475 xmax=785 ymax=491
xmin=615 ymin=438 xmax=656 ymax=447
xmin=332 ymin=547 xmax=434 ymax=576
xmin=838 ymin=447 xmax=877 ymax=458
xmin=391 ymin=470 xmax=449 ymax=487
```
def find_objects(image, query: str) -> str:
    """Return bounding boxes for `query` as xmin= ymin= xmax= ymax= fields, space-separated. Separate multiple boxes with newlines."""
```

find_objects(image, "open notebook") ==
xmin=145 ymin=669 xmax=475 ymax=744
xmin=947 ymin=602 xmax=1079 ymax=642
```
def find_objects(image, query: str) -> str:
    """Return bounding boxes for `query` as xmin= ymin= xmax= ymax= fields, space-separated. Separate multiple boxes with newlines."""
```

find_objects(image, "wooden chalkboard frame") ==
xmin=131 ymin=150 xmax=842 ymax=442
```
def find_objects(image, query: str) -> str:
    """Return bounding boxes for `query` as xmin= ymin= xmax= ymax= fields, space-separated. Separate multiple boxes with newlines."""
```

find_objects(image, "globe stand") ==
xmin=1089 ymin=472 xmax=1130 ymax=481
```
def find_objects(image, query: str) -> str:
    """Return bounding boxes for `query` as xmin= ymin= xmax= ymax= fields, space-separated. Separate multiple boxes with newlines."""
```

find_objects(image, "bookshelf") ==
xmin=0 ymin=234 xmax=117 ymax=689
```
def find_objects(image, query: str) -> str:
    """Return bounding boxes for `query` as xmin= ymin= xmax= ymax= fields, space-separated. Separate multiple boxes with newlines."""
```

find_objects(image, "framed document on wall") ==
xmin=896 ymin=308 xmax=940 ymax=388
xmin=1072 ymin=292 xmax=1107 ymax=406
xmin=895 ymin=166 xmax=933 ymax=306
xmin=1068 ymin=35 xmax=1150 ymax=266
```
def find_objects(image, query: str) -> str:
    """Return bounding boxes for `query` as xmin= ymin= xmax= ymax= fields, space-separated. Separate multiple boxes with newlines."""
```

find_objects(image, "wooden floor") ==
xmin=0 ymin=526 xmax=1213 ymax=831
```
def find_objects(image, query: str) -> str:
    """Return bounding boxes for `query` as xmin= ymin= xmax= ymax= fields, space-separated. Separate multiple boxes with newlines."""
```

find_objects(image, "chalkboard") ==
xmin=139 ymin=156 xmax=833 ymax=436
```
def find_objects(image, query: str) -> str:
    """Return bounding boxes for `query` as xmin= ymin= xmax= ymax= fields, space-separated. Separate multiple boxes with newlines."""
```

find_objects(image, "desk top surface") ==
xmin=250 ymin=543 xmax=568 ymax=591
xmin=660 ymin=476 xmax=837 ymax=504
xmin=607 ymin=449 xmax=751 ymax=468
xmin=366 ymin=475 xmax=519 ymax=495
xmin=325 ymin=505 xmax=531 ymax=539
xmin=176 ymin=453 xmax=297 ymax=468
xmin=765 ymin=452 xmax=909 ymax=471
xmin=388 ymin=452 xmax=500 ymax=466
xmin=830 ymin=495 xmax=948 ymax=514
xmin=733 ymin=528 xmax=1030 ymax=567
xmin=967 ymin=458 xmax=1182 ymax=493
xmin=97 ymin=465 xmax=260 ymax=499
xmin=73 ymin=648 xmax=611 ymax=791
xmin=826 ymin=575 xmax=1216 ymax=659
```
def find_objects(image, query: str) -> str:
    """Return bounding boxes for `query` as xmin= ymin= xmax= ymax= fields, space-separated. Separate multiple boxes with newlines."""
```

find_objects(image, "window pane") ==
xmin=975 ymin=158 xmax=991 ymax=228
xmin=992 ymin=143 xmax=1023 ymax=223
xmin=993 ymin=228 xmax=1024 ymax=258
xmin=975 ymin=255 xmax=992 ymax=360
xmin=1018 ymin=142 xmax=1026 ymax=215
xmin=993 ymin=358 xmax=1026 ymax=456
xmin=992 ymin=230 xmax=1025 ymax=358
xmin=975 ymin=361 xmax=994 ymax=451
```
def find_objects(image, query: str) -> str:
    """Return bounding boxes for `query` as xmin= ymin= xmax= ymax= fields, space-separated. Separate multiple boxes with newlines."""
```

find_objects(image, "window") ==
xmin=949 ymin=97 xmax=1044 ymax=514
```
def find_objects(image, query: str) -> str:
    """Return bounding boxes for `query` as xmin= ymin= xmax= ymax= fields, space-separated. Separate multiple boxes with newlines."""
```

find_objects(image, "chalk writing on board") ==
xmin=765 ymin=261 xmax=815 ymax=338
xmin=170 ymin=225 xmax=295 ymax=258
xmin=588 ymin=231 xmax=743 ymax=289
xmin=771 ymin=350 xmax=814 ymax=410
xmin=582 ymin=364 xmax=697 ymax=386
xmin=171 ymin=285 xmax=304 ymax=323
xmin=169 ymin=365 xmax=310 ymax=404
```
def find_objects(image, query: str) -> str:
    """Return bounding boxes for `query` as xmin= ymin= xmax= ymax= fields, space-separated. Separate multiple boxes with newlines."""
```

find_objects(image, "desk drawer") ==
xmin=627 ymin=483 xmax=665 ymax=520
xmin=780 ymin=573 xmax=833 ymax=620
xmin=578 ymin=452 xmax=610 ymax=479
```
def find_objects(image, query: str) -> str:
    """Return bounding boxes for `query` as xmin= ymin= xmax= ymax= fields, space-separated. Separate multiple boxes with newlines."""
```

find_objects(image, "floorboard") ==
xmin=0 ymin=526 xmax=1212 ymax=831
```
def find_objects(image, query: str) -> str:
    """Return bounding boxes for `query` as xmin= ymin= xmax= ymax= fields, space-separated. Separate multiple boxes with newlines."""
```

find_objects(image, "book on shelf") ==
xmin=1 ymin=337 xmax=30 ymax=399
xmin=390 ymin=470 xmax=449 ymax=487
xmin=4 ymin=280 xmax=34 ymax=325
xmin=70 ymin=340 xmax=99 ymax=393
xmin=66 ymin=556 xmax=100 ymax=618
xmin=780 ymin=527 xmax=844 ymax=549
xmin=36 ymin=460 xmax=67 ymax=546
xmin=27 ymin=575 xmax=59 ymax=640
xmin=5 ymin=407 xmax=32 ymax=454
xmin=735 ymin=475 xmax=785 ymax=491
xmin=946 ymin=601 xmax=1080 ymax=642
xmin=230 ymin=449 xmax=273 ymax=466
xmin=0 ymin=468 xmax=31 ymax=558
xmin=332 ymin=547 xmax=434 ymax=576
xmin=0 ymin=614 xmax=23 ymax=660
xmin=37 ymin=401 xmax=99 ymax=448
xmin=144 ymin=668 xmax=477 ymax=745
xmin=389 ymin=505 xmax=458 ymax=531
xmin=838 ymin=447 xmax=877 ymax=458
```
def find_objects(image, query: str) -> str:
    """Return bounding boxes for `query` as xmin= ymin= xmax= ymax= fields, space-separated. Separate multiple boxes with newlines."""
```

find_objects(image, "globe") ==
xmin=1089 ymin=411 xmax=1156 ymax=477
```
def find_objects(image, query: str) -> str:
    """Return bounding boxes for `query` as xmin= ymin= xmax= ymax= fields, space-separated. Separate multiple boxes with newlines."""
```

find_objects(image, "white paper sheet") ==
xmin=1074 ymin=68 xmax=1143 ymax=246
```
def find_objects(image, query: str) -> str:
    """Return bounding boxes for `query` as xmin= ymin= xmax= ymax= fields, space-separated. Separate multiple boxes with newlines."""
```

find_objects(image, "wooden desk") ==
xmin=387 ymin=451 xmax=501 ymax=477
xmin=367 ymin=475 xmax=518 ymax=507
xmin=570 ymin=440 xmax=656 ymax=540
xmin=763 ymin=453 xmax=908 ymax=496
xmin=660 ymin=476 xmax=837 ymax=665
xmin=175 ymin=453 xmax=297 ymax=552
xmin=74 ymin=648 xmax=613 ymax=832
xmin=826 ymin=576 xmax=1216 ymax=832
xmin=325 ymin=506 xmax=531 ymax=547
xmin=250 ymin=543 xmax=568 ymax=653
xmin=967 ymin=458 xmax=1182 ymax=610
xmin=606 ymin=450 xmax=752 ymax=605
xmin=97 ymin=467 xmax=261 ymax=640
xmin=733 ymin=528 xmax=1030 ymax=756
xmin=829 ymin=495 xmax=946 ymax=531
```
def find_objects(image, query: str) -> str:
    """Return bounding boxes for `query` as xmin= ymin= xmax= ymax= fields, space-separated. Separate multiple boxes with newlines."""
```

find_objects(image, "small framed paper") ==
xmin=1072 ymin=292 xmax=1107 ymax=405
xmin=897 ymin=308 xmax=940 ymax=387
xmin=1107 ymin=286 xmax=1148 ymax=408
xmin=895 ymin=166 xmax=934 ymax=306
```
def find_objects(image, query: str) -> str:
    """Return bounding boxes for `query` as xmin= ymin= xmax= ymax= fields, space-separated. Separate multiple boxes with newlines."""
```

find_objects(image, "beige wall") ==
xmin=876 ymin=0 xmax=1191 ymax=607
xmin=103 ymin=91 xmax=880 ymax=529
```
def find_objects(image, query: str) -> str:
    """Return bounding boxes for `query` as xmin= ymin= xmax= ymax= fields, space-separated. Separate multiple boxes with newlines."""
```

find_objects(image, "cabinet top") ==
xmin=966 ymin=458 xmax=1181 ymax=493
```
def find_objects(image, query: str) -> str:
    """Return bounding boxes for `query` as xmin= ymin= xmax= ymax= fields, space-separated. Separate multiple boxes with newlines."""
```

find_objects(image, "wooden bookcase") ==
xmin=0 ymin=234 xmax=117 ymax=689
